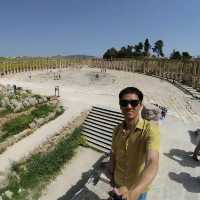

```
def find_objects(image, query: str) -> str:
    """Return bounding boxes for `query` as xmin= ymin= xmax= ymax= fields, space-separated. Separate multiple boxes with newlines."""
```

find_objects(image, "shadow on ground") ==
xmin=58 ymin=186 xmax=101 ymax=200
xmin=169 ymin=172 xmax=200 ymax=193
xmin=57 ymin=153 xmax=108 ymax=200
xmin=164 ymin=148 xmax=200 ymax=168
xmin=57 ymin=170 xmax=94 ymax=200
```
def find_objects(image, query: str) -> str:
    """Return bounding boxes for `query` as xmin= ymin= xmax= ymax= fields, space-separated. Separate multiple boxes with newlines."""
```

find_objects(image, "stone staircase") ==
xmin=82 ymin=106 xmax=124 ymax=153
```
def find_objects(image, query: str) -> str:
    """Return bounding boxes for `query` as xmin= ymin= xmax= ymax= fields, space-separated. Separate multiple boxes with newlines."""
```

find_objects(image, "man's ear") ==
xmin=139 ymin=103 xmax=144 ymax=111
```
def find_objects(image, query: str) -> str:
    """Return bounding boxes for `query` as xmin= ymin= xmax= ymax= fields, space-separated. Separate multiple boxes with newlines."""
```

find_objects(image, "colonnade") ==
xmin=0 ymin=58 xmax=200 ymax=91
xmin=91 ymin=58 xmax=200 ymax=91
xmin=0 ymin=58 xmax=89 ymax=75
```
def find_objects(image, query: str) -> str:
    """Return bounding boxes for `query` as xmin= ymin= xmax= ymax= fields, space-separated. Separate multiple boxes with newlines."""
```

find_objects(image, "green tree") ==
xmin=182 ymin=51 xmax=192 ymax=59
xmin=103 ymin=48 xmax=118 ymax=59
xmin=103 ymin=49 xmax=110 ymax=59
xmin=109 ymin=48 xmax=118 ymax=59
xmin=152 ymin=40 xmax=164 ymax=57
xmin=170 ymin=49 xmax=182 ymax=60
xmin=126 ymin=45 xmax=134 ymax=58
xmin=144 ymin=38 xmax=151 ymax=57
xmin=118 ymin=46 xmax=127 ymax=58
xmin=133 ymin=42 xmax=143 ymax=57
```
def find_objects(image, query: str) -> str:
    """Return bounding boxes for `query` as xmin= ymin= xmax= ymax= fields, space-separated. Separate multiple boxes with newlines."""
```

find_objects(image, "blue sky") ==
xmin=0 ymin=0 xmax=199 ymax=57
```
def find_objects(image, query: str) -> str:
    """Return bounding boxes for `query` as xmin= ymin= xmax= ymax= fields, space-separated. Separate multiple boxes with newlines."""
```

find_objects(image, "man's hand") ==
xmin=113 ymin=186 xmax=129 ymax=199
xmin=113 ymin=187 xmax=141 ymax=200
xmin=127 ymin=189 xmax=140 ymax=200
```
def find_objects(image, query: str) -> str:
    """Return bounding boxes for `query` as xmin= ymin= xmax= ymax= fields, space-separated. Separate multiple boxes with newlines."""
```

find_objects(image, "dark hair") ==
xmin=119 ymin=87 xmax=143 ymax=102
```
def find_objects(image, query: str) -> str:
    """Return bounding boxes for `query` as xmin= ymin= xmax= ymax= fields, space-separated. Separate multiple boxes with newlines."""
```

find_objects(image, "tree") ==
xmin=103 ymin=49 xmax=109 ymax=59
xmin=133 ymin=42 xmax=143 ymax=57
xmin=182 ymin=51 xmax=192 ymax=60
xmin=103 ymin=48 xmax=118 ymax=59
xmin=118 ymin=46 xmax=127 ymax=58
xmin=109 ymin=48 xmax=118 ymax=59
xmin=126 ymin=45 xmax=134 ymax=58
xmin=152 ymin=40 xmax=164 ymax=57
xmin=144 ymin=38 xmax=151 ymax=57
xmin=170 ymin=49 xmax=182 ymax=60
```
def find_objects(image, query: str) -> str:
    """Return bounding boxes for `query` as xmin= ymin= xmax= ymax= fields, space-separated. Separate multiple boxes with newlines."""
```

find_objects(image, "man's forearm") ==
xmin=110 ymin=152 xmax=115 ymax=172
xmin=110 ymin=153 xmax=116 ymax=184
xmin=130 ymin=159 xmax=159 ymax=194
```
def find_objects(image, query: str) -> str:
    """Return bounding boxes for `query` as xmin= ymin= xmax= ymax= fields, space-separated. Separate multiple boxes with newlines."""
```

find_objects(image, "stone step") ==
xmin=83 ymin=136 xmax=111 ymax=152
xmin=92 ymin=106 xmax=123 ymax=119
xmin=83 ymin=121 xmax=113 ymax=134
xmin=85 ymin=141 xmax=110 ymax=154
xmin=93 ymin=106 xmax=122 ymax=114
xmin=82 ymin=106 xmax=122 ymax=153
xmin=84 ymin=119 xmax=116 ymax=130
xmin=87 ymin=115 xmax=120 ymax=127
xmin=82 ymin=129 xmax=112 ymax=142
xmin=82 ymin=131 xmax=112 ymax=146
xmin=83 ymin=125 xmax=113 ymax=138
xmin=90 ymin=109 xmax=124 ymax=121
xmin=89 ymin=112 xmax=122 ymax=124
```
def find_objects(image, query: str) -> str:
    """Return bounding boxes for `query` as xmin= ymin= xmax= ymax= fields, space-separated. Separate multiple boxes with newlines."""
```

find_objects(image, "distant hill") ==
xmin=50 ymin=55 xmax=96 ymax=59
xmin=0 ymin=55 xmax=97 ymax=60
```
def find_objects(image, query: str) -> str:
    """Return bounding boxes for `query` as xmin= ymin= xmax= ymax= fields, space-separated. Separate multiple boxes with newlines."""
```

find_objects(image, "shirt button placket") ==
xmin=124 ymin=146 xmax=129 ymax=185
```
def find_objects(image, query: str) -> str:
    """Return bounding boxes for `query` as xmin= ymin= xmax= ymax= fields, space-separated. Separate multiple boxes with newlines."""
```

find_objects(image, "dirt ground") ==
xmin=0 ymin=66 xmax=200 ymax=200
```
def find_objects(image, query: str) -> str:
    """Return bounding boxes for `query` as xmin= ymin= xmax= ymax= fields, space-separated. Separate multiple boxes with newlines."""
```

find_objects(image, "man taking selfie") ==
xmin=111 ymin=87 xmax=160 ymax=200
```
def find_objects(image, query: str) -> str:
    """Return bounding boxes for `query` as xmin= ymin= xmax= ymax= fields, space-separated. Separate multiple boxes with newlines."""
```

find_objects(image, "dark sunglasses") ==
xmin=119 ymin=99 xmax=140 ymax=107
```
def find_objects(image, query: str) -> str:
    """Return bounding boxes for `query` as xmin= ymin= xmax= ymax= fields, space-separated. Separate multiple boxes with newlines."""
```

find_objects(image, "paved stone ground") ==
xmin=0 ymin=67 xmax=200 ymax=200
xmin=64 ymin=115 xmax=200 ymax=200
xmin=149 ymin=116 xmax=200 ymax=200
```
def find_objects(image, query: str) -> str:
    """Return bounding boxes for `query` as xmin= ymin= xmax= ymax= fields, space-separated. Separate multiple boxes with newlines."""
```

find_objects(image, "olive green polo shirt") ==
xmin=112 ymin=118 xmax=160 ymax=191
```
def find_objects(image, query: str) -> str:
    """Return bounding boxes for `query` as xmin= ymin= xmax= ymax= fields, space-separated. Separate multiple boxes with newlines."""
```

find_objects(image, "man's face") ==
xmin=120 ymin=93 xmax=143 ymax=121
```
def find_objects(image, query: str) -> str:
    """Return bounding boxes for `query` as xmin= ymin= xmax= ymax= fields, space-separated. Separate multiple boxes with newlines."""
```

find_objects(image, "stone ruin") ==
xmin=0 ymin=84 xmax=48 ymax=113
xmin=141 ymin=103 xmax=162 ymax=122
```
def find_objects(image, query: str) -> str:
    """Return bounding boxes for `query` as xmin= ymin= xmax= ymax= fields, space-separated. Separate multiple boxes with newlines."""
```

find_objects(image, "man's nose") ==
xmin=127 ymin=103 xmax=132 ymax=108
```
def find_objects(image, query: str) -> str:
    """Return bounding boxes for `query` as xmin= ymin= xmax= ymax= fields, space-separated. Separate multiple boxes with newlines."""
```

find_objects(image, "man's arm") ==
xmin=110 ymin=125 xmax=118 ymax=183
xmin=128 ymin=149 xmax=159 ymax=200
xmin=110 ymin=152 xmax=116 ymax=185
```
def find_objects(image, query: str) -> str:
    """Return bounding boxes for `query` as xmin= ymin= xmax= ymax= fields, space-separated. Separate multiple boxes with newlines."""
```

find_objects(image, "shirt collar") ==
xmin=135 ymin=118 xmax=145 ymax=130
xmin=122 ymin=118 xmax=145 ymax=131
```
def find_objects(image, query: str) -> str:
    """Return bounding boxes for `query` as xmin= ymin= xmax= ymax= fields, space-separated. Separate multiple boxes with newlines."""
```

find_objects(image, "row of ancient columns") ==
xmin=0 ymin=59 xmax=85 ymax=76
xmin=91 ymin=59 xmax=200 ymax=91
xmin=91 ymin=59 xmax=145 ymax=72
xmin=1 ymin=58 xmax=200 ymax=91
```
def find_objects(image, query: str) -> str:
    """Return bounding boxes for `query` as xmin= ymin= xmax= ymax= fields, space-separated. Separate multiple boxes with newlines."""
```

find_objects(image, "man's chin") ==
xmin=125 ymin=115 xmax=135 ymax=121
